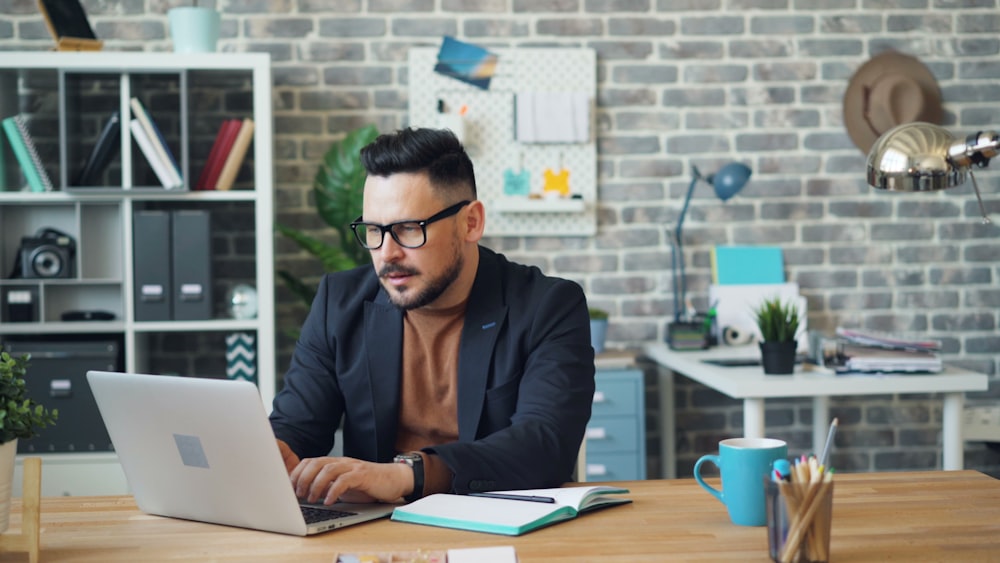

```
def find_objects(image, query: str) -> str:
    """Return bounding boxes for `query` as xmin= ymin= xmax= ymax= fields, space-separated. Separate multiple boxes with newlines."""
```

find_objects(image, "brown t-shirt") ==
xmin=395 ymin=300 xmax=465 ymax=495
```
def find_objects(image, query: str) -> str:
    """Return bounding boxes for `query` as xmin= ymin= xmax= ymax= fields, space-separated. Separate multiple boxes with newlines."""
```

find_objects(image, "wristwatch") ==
xmin=393 ymin=453 xmax=424 ymax=503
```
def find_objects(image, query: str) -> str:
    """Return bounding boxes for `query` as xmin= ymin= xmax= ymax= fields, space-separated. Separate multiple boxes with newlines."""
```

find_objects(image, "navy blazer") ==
xmin=270 ymin=246 xmax=596 ymax=493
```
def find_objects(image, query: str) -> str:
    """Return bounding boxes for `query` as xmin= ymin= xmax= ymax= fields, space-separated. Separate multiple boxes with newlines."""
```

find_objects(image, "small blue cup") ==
xmin=694 ymin=437 xmax=788 ymax=526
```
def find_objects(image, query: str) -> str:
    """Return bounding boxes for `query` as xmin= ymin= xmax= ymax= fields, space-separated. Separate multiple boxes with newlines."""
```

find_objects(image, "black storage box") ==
xmin=2 ymin=336 xmax=122 ymax=453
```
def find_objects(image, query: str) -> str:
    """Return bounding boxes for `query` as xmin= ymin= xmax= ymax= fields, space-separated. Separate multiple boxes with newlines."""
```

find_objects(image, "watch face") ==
xmin=227 ymin=284 xmax=258 ymax=320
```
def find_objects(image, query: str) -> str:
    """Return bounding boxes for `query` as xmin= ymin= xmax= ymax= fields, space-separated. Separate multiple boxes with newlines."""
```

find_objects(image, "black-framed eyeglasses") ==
xmin=349 ymin=200 xmax=471 ymax=250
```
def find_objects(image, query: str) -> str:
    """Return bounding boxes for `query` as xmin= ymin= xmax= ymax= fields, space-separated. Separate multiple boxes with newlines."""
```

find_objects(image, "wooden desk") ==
xmin=643 ymin=343 xmax=989 ymax=473
xmin=1 ymin=471 xmax=997 ymax=562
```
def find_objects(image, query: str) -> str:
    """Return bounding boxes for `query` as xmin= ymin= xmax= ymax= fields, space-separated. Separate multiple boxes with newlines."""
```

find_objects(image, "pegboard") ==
xmin=409 ymin=47 xmax=596 ymax=237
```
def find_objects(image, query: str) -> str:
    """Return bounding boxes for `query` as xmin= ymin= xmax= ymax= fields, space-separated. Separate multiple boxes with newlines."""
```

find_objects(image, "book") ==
xmin=214 ymin=118 xmax=254 ymax=191
xmin=2 ymin=116 xmax=44 ymax=192
xmin=130 ymin=118 xmax=181 ymax=189
xmin=129 ymin=97 xmax=183 ymax=188
xmin=711 ymin=245 xmax=785 ymax=285
xmin=2 ymin=115 xmax=53 ymax=192
xmin=195 ymin=118 xmax=240 ymax=190
xmin=74 ymin=111 xmax=120 ymax=186
xmin=390 ymin=485 xmax=631 ymax=536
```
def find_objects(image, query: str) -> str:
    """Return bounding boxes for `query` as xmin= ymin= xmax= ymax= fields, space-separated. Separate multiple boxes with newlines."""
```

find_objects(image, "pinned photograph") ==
xmin=433 ymin=36 xmax=498 ymax=90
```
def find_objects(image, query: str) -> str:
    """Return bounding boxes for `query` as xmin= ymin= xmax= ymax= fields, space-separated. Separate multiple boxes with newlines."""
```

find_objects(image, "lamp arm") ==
xmin=948 ymin=130 xmax=1000 ymax=169
xmin=671 ymin=168 xmax=702 ymax=322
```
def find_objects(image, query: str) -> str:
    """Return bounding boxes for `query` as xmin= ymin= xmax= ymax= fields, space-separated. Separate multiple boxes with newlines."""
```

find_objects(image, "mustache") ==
xmin=378 ymin=264 xmax=419 ymax=278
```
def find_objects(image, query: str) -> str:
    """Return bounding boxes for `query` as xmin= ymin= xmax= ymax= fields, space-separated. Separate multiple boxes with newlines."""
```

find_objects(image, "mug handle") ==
xmin=694 ymin=454 xmax=724 ymax=504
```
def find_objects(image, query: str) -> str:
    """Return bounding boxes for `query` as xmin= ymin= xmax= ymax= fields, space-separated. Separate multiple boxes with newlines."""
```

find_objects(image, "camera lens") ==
xmin=29 ymin=246 xmax=64 ymax=277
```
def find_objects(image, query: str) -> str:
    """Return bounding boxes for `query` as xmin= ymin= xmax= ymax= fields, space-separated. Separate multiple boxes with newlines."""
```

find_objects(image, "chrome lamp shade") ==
xmin=866 ymin=121 xmax=995 ymax=222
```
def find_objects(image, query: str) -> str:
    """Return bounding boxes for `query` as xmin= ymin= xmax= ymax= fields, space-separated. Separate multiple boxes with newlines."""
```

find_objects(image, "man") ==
xmin=270 ymin=127 xmax=595 ymax=506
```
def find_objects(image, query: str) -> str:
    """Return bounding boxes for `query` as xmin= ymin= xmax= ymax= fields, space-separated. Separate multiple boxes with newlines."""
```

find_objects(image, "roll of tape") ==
xmin=723 ymin=325 xmax=754 ymax=346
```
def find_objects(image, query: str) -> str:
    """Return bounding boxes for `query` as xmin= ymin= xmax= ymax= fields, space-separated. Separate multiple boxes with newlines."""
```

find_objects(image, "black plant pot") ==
xmin=759 ymin=341 xmax=797 ymax=375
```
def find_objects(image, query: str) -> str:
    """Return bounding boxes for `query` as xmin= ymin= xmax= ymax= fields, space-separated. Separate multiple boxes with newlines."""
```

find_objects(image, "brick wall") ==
xmin=2 ymin=0 xmax=997 ymax=477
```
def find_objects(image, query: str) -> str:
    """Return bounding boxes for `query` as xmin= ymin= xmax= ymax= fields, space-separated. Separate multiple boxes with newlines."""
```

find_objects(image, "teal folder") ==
xmin=2 ymin=116 xmax=47 ymax=192
xmin=712 ymin=246 xmax=785 ymax=285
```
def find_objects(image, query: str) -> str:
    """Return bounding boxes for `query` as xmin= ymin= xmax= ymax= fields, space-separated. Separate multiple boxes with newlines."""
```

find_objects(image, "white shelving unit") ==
xmin=0 ymin=52 xmax=274 ymax=496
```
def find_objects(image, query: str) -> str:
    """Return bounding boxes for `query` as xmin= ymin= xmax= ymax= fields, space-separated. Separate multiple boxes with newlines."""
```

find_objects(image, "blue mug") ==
xmin=694 ymin=437 xmax=788 ymax=526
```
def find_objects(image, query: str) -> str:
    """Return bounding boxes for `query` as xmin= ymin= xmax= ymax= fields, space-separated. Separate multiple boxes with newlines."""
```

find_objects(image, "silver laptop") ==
xmin=86 ymin=370 xmax=395 ymax=536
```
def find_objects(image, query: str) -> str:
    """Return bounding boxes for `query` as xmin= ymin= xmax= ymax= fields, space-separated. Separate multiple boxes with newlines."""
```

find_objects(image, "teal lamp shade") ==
xmin=708 ymin=162 xmax=752 ymax=202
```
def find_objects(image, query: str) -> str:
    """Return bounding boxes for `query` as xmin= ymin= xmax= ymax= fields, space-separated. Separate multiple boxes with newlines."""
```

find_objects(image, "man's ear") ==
xmin=463 ymin=200 xmax=486 ymax=242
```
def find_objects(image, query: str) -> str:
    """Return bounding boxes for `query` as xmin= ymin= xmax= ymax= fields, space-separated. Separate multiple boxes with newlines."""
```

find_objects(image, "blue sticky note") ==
xmin=712 ymin=246 xmax=785 ymax=285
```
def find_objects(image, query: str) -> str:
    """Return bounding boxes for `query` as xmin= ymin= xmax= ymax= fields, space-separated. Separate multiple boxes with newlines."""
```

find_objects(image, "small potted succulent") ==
xmin=752 ymin=297 xmax=801 ymax=375
xmin=0 ymin=352 xmax=58 ymax=532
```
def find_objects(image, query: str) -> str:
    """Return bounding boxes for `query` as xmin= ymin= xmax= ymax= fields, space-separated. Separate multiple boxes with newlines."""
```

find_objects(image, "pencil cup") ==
xmin=765 ymin=478 xmax=834 ymax=563
xmin=169 ymin=7 xmax=221 ymax=53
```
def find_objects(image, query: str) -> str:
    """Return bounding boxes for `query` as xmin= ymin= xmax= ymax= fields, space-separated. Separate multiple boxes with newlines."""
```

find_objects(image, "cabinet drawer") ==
xmin=585 ymin=416 xmax=639 ymax=453
xmin=585 ymin=453 xmax=642 ymax=481
xmin=592 ymin=378 xmax=640 ymax=417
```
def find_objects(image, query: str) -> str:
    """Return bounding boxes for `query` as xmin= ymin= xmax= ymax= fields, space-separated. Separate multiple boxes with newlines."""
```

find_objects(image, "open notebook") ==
xmin=391 ymin=485 xmax=631 ymax=536
xmin=86 ymin=370 xmax=395 ymax=536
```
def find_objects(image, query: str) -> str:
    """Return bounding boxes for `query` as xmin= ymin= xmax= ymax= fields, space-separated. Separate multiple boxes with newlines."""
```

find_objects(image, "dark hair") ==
xmin=359 ymin=127 xmax=477 ymax=199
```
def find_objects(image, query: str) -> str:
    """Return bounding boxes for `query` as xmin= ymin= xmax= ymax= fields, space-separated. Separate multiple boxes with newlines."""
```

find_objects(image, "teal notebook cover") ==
xmin=712 ymin=246 xmax=785 ymax=285
xmin=391 ymin=485 xmax=631 ymax=536
xmin=2 ymin=116 xmax=45 ymax=192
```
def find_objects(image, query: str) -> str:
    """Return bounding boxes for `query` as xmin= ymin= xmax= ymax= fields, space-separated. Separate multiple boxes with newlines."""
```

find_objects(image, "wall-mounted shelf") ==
xmin=493 ymin=197 xmax=586 ymax=214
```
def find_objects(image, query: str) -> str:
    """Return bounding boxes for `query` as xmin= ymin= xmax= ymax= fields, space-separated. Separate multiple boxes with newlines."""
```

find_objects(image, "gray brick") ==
xmin=749 ymin=16 xmax=814 ymax=35
xmin=246 ymin=18 xmax=313 ymax=38
xmin=929 ymin=266 xmax=992 ymax=285
xmin=623 ymin=250 xmax=672 ymax=271
xmin=760 ymin=202 xmax=823 ymax=220
xmin=685 ymin=111 xmax=749 ymax=129
xmin=887 ymin=14 xmax=952 ymax=33
xmin=734 ymin=37 xmax=798 ymax=57
xmin=609 ymin=18 xmax=675 ymax=36
xmin=734 ymin=133 xmax=798 ymax=151
xmin=616 ymin=111 xmax=681 ymax=130
xmin=951 ymin=38 xmax=1000 ymax=57
xmin=591 ymin=275 xmax=657 ymax=294
xmin=943 ymin=84 xmax=1000 ymax=103
xmin=598 ymin=88 xmax=658 ymax=106
xmin=896 ymin=244 xmax=960 ymax=263
xmin=620 ymin=158 xmax=683 ymax=179
xmin=613 ymin=64 xmax=678 ymax=84
xmin=684 ymin=63 xmax=749 ymax=83
xmin=862 ymin=268 xmax=926 ymax=287
xmin=465 ymin=19 xmax=531 ymax=37
xmin=552 ymin=253 xmax=618 ymax=273
xmin=965 ymin=243 xmax=1000 ymax=262
xmin=730 ymin=224 xmax=796 ymax=244
xmin=957 ymin=13 xmax=1000 ymax=33
xmin=666 ymin=134 xmax=732 ymax=154
xmin=370 ymin=0 xmax=434 ymax=10
xmin=589 ymin=40 xmax=654 ymax=59
xmin=897 ymin=290 xmax=960 ymax=309
xmin=299 ymin=0 xmax=362 ymax=12
xmin=966 ymin=289 xmax=1000 ymax=308
xmin=753 ymin=108 xmax=820 ymax=128
xmin=829 ymin=291 xmax=893 ymax=310
xmin=932 ymin=313 xmax=996 ymax=331
xmin=658 ymin=40 xmax=723 ymax=59
xmin=819 ymin=15 xmax=882 ymax=33
xmin=680 ymin=16 xmax=745 ymax=36
xmin=318 ymin=18 xmax=386 ymax=38
xmin=322 ymin=66 xmax=393 ymax=86
xmin=585 ymin=0 xmax=651 ymax=11
xmin=798 ymin=38 xmax=864 ymax=57
xmin=803 ymin=132 xmax=855 ymax=151
xmin=537 ymin=18 xmax=603 ymax=35
xmin=514 ymin=0 xmax=581 ymax=11
xmin=967 ymin=335 xmax=1000 ymax=354
xmin=783 ymin=247 xmax=824 ymax=266
xmin=392 ymin=18 xmax=457 ymax=36
xmin=730 ymin=86 xmax=796 ymax=105
xmin=662 ymin=88 xmax=725 ymax=107
xmin=797 ymin=270 xmax=859 ymax=289
xmin=870 ymin=223 xmax=935 ymax=242
xmin=599 ymin=135 xmax=661 ymax=154
xmin=444 ymin=0 xmax=507 ymax=10
xmin=864 ymin=315 xmax=929 ymax=333
xmin=756 ymin=155 xmax=822 ymax=174
xmin=828 ymin=200 xmax=892 ymax=218
xmin=753 ymin=61 xmax=818 ymax=81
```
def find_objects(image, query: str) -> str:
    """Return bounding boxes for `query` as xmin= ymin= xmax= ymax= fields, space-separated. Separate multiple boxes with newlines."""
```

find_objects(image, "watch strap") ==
xmin=394 ymin=453 xmax=424 ymax=503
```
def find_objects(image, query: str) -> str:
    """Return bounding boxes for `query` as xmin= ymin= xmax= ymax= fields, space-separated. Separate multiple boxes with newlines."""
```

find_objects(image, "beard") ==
xmin=379 ymin=243 xmax=464 ymax=311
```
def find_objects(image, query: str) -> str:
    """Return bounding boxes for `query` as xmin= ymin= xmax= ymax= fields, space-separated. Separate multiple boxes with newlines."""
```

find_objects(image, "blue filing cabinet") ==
xmin=586 ymin=368 xmax=646 ymax=481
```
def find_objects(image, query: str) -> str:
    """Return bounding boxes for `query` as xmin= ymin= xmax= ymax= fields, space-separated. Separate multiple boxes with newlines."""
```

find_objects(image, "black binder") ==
xmin=171 ymin=209 xmax=213 ymax=320
xmin=133 ymin=210 xmax=172 ymax=321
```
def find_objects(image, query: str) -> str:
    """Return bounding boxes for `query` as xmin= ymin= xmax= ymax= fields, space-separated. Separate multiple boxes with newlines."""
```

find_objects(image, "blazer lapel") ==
xmin=457 ymin=249 xmax=506 ymax=442
xmin=365 ymin=291 xmax=403 ymax=461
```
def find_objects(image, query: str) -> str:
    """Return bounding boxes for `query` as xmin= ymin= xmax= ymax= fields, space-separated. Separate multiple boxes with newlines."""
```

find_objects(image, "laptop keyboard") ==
xmin=301 ymin=505 xmax=358 ymax=524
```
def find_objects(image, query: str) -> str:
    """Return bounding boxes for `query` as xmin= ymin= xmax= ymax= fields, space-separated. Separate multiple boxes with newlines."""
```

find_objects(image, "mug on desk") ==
xmin=694 ymin=437 xmax=788 ymax=526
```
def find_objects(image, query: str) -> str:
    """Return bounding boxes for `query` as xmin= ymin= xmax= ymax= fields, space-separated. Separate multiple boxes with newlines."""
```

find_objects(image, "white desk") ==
xmin=643 ymin=343 xmax=989 ymax=473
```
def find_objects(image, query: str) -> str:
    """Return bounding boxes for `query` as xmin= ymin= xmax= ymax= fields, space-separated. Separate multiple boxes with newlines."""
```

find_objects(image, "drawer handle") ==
xmin=585 ymin=427 xmax=607 ymax=440
xmin=592 ymin=391 xmax=606 ymax=403
xmin=586 ymin=464 xmax=607 ymax=476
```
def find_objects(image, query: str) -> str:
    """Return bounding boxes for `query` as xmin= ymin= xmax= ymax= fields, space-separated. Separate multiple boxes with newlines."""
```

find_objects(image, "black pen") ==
xmin=468 ymin=492 xmax=556 ymax=503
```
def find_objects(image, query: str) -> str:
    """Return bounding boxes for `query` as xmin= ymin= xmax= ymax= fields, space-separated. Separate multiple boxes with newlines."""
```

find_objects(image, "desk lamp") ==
xmin=867 ymin=122 xmax=994 ymax=224
xmin=669 ymin=162 xmax=751 ymax=349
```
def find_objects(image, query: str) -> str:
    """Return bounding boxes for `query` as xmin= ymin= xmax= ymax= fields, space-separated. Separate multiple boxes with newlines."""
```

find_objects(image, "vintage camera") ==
xmin=13 ymin=228 xmax=77 ymax=279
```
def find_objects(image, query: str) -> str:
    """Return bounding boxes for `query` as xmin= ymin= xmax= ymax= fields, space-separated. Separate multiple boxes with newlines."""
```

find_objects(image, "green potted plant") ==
xmin=276 ymin=124 xmax=378 ymax=313
xmin=589 ymin=307 xmax=610 ymax=354
xmin=751 ymin=296 xmax=801 ymax=375
xmin=0 ymin=351 xmax=57 ymax=532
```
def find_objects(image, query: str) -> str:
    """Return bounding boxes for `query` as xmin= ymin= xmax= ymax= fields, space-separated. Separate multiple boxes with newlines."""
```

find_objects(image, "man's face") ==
xmin=361 ymin=172 xmax=464 ymax=310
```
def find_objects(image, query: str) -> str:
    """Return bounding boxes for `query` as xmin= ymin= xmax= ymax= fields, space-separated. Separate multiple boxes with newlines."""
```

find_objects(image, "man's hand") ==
xmin=276 ymin=440 xmax=300 ymax=473
xmin=289 ymin=456 xmax=414 ymax=505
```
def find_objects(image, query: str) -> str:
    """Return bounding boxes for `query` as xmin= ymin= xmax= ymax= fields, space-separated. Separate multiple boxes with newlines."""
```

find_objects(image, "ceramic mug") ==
xmin=693 ymin=437 xmax=788 ymax=526
xmin=169 ymin=7 xmax=221 ymax=53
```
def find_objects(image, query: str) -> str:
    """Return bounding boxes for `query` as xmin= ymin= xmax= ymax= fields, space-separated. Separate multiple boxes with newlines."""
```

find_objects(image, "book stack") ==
xmin=2 ymin=114 xmax=54 ymax=192
xmin=130 ymin=97 xmax=183 ymax=189
xmin=195 ymin=117 xmax=255 ymax=191
xmin=830 ymin=327 xmax=942 ymax=374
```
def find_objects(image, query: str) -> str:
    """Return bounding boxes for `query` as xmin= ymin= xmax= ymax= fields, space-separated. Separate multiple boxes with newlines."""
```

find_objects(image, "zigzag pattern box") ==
xmin=226 ymin=332 xmax=256 ymax=383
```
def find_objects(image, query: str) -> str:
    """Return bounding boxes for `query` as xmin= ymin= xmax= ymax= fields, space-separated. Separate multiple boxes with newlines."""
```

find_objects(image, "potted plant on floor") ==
xmin=752 ymin=296 xmax=801 ymax=375
xmin=589 ymin=308 xmax=610 ymax=354
xmin=0 ymin=352 xmax=58 ymax=532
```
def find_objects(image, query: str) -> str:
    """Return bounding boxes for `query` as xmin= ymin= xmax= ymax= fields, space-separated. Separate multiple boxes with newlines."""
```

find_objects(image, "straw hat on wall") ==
xmin=842 ymin=50 xmax=945 ymax=154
